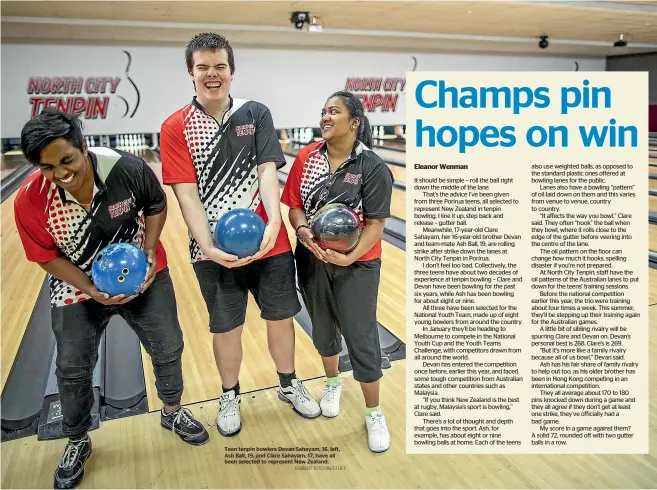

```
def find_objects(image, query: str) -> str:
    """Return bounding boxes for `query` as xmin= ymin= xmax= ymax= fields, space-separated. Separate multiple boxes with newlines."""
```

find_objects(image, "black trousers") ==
xmin=295 ymin=245 xmax=383 ymax=383
xmin=51 ymin=267 xmax=184 ymax=438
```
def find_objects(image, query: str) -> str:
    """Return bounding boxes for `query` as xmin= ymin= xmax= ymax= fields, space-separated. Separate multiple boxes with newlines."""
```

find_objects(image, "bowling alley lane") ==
xmin=649 ymin=222 xmax=657 ymax=251
xmin=650 ymin=196 xmax=657 ymax=213
xmin=373 ymin=145 xmax=406 ymax=166
xmin=1 ymin=151 xmax=31 ymax=181
xmin=385 ymin=162 xmax=406 ymax=185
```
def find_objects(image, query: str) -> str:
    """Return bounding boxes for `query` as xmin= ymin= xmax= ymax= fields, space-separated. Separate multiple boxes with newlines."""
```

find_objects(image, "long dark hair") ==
xmin=327 ymin=90 xmax=372 ymax=149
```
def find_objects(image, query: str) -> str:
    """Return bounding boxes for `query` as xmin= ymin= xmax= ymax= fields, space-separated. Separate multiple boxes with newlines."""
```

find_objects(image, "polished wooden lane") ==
xmin=650 ymin=268 xmax=657 ymax=305
xmin=649 ymin=225 xmax=657 ymax=251
xmin=373 ymin=145 xmax=405 ymax=163
xmin=386 ymin=163 xmax=406 ymax=185
xmin=1 ymin=152 xmax=31 ymax=181
xmin=374 ymin=138 xmax=406 ymax=150
xmin=650 ymin=196 xmax=657 ymax=213
xmin=3 ymin=345 xmax=657 ymax=489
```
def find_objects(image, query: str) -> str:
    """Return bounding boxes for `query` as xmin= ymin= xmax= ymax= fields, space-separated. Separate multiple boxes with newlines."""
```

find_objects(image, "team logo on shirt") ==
xmin=235 ymin=123 xmax=255 ymax=136
xmin=343 ymin=172 xmax=362 ymax=185
xmin=108 ymin=195 xmax=135 ymax=218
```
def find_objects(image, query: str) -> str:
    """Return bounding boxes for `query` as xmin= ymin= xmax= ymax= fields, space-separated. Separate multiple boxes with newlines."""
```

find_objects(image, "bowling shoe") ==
xmin=320 ymin=382 xmax=342 ymax=418
xmin=160 ymin=406 xmax=209 ymax=445
xmin=54 ymin=435 xmax=92 ymax=489
xmin=216 ymin=390 xmax=242 ymax=436
xmin=365 ymin=411 xmax=390 ymax=453
xmin=278 ymin=378 xmax=321 ymax=419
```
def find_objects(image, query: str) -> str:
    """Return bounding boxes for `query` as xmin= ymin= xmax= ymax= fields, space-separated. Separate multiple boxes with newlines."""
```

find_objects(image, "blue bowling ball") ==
xmin=215 ymin=208 xmax=265 ymax=258
xmin=91 ymin=243 xmax=149 ymax=296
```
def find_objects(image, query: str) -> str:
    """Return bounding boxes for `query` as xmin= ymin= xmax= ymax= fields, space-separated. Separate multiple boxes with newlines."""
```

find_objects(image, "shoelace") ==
xmin=204 ymin=395 xmax=239 ymax=428
xmin=59 ymin=440 xmax=85 ymax=469
xmin=173 ymin=407 xmax=198 ymax=429
xmin=294 ymin=382 xmax=315 ymax=405
xmin=368 ymin=414 xmax=387 ymax=434
xmin=322 ymin=384 xmax=340 ymax=402
xmin=219 ymin=395 xmax=239 ymax=418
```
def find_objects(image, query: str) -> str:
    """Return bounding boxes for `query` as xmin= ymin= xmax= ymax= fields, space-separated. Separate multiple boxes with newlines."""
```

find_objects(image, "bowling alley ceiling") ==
xmin=2 ymin=1 xmax=657 ymax=56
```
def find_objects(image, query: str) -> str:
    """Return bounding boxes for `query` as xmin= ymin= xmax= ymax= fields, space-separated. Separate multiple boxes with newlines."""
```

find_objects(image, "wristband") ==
xmin=295 ymin=224 xmax=310 ymax=233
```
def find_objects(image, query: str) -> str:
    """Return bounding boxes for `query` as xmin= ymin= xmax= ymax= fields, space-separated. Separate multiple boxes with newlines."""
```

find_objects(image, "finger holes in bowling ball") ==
xmin=92 ymin=243 xmax=148 ymax=297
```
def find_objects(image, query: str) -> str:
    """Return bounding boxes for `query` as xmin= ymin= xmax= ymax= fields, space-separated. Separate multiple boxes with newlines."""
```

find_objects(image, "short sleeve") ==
xmin=255 ymin=105 xmax=286 ymax=169
xmin=139 ymin=160 xmax=167 ymax=216
xmin=281 ymin=153 xmax=304 ymax=209
xmin=361 ymin=162 xmax=393 ymax=219
xmin=160 ymin=117 xmax=197 ymax=185
xmin=14 ymin=191 xmax=60 ymax=263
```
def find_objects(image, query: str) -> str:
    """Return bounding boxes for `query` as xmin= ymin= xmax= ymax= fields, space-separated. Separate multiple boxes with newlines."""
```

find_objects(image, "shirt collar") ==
xmin=192 ymin=95 xmax=234 ymax=124
xmin=60 ymin=150 xmax=106 ymax=204
xmin=318 ymin=139 xmax=363 ymax=163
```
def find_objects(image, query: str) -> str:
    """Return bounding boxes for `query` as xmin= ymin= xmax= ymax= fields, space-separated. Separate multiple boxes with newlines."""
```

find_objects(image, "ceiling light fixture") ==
xmin=613 ymin=33 xmax=628 ymax=47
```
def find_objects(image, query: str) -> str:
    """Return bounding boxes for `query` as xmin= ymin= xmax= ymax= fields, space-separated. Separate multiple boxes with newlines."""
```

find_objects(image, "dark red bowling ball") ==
xmin=309 ymin=203 xmax=362 ymax=252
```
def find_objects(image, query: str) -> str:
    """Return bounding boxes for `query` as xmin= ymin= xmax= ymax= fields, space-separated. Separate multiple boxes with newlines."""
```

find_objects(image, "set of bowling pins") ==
xmin=372 ymin=126 xmax=386 ymax=140
xmin=115 ymin=134 xmax=147 ymax=151
xmin=290 ymin=128 xmax=315 ymax=144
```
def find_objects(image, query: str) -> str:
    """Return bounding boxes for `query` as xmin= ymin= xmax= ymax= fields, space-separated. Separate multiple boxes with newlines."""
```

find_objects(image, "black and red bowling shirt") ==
xmin=14 ymin=147 xmax=168 ymax=307
xmin=159 ymin=95 xmax=292 ymax=262
xmin=281 ymin=139 xmax=394 ymax=261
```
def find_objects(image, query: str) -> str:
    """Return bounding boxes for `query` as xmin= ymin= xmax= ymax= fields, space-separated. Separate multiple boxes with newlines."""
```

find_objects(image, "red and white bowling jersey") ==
xmin=14 ymin=147 xmax=168 ymax=307
xmin=281 ymin=139 xmax=394 ymax=261
xmin=160 ymin=95 xmax=291 ymax=262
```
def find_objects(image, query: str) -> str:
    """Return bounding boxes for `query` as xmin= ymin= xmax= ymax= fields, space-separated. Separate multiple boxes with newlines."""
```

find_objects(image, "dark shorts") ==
xmin=294 ymin=245 xmax=383 ymax=383
xmin=193 ymin=250 xmax=301 ymax=333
